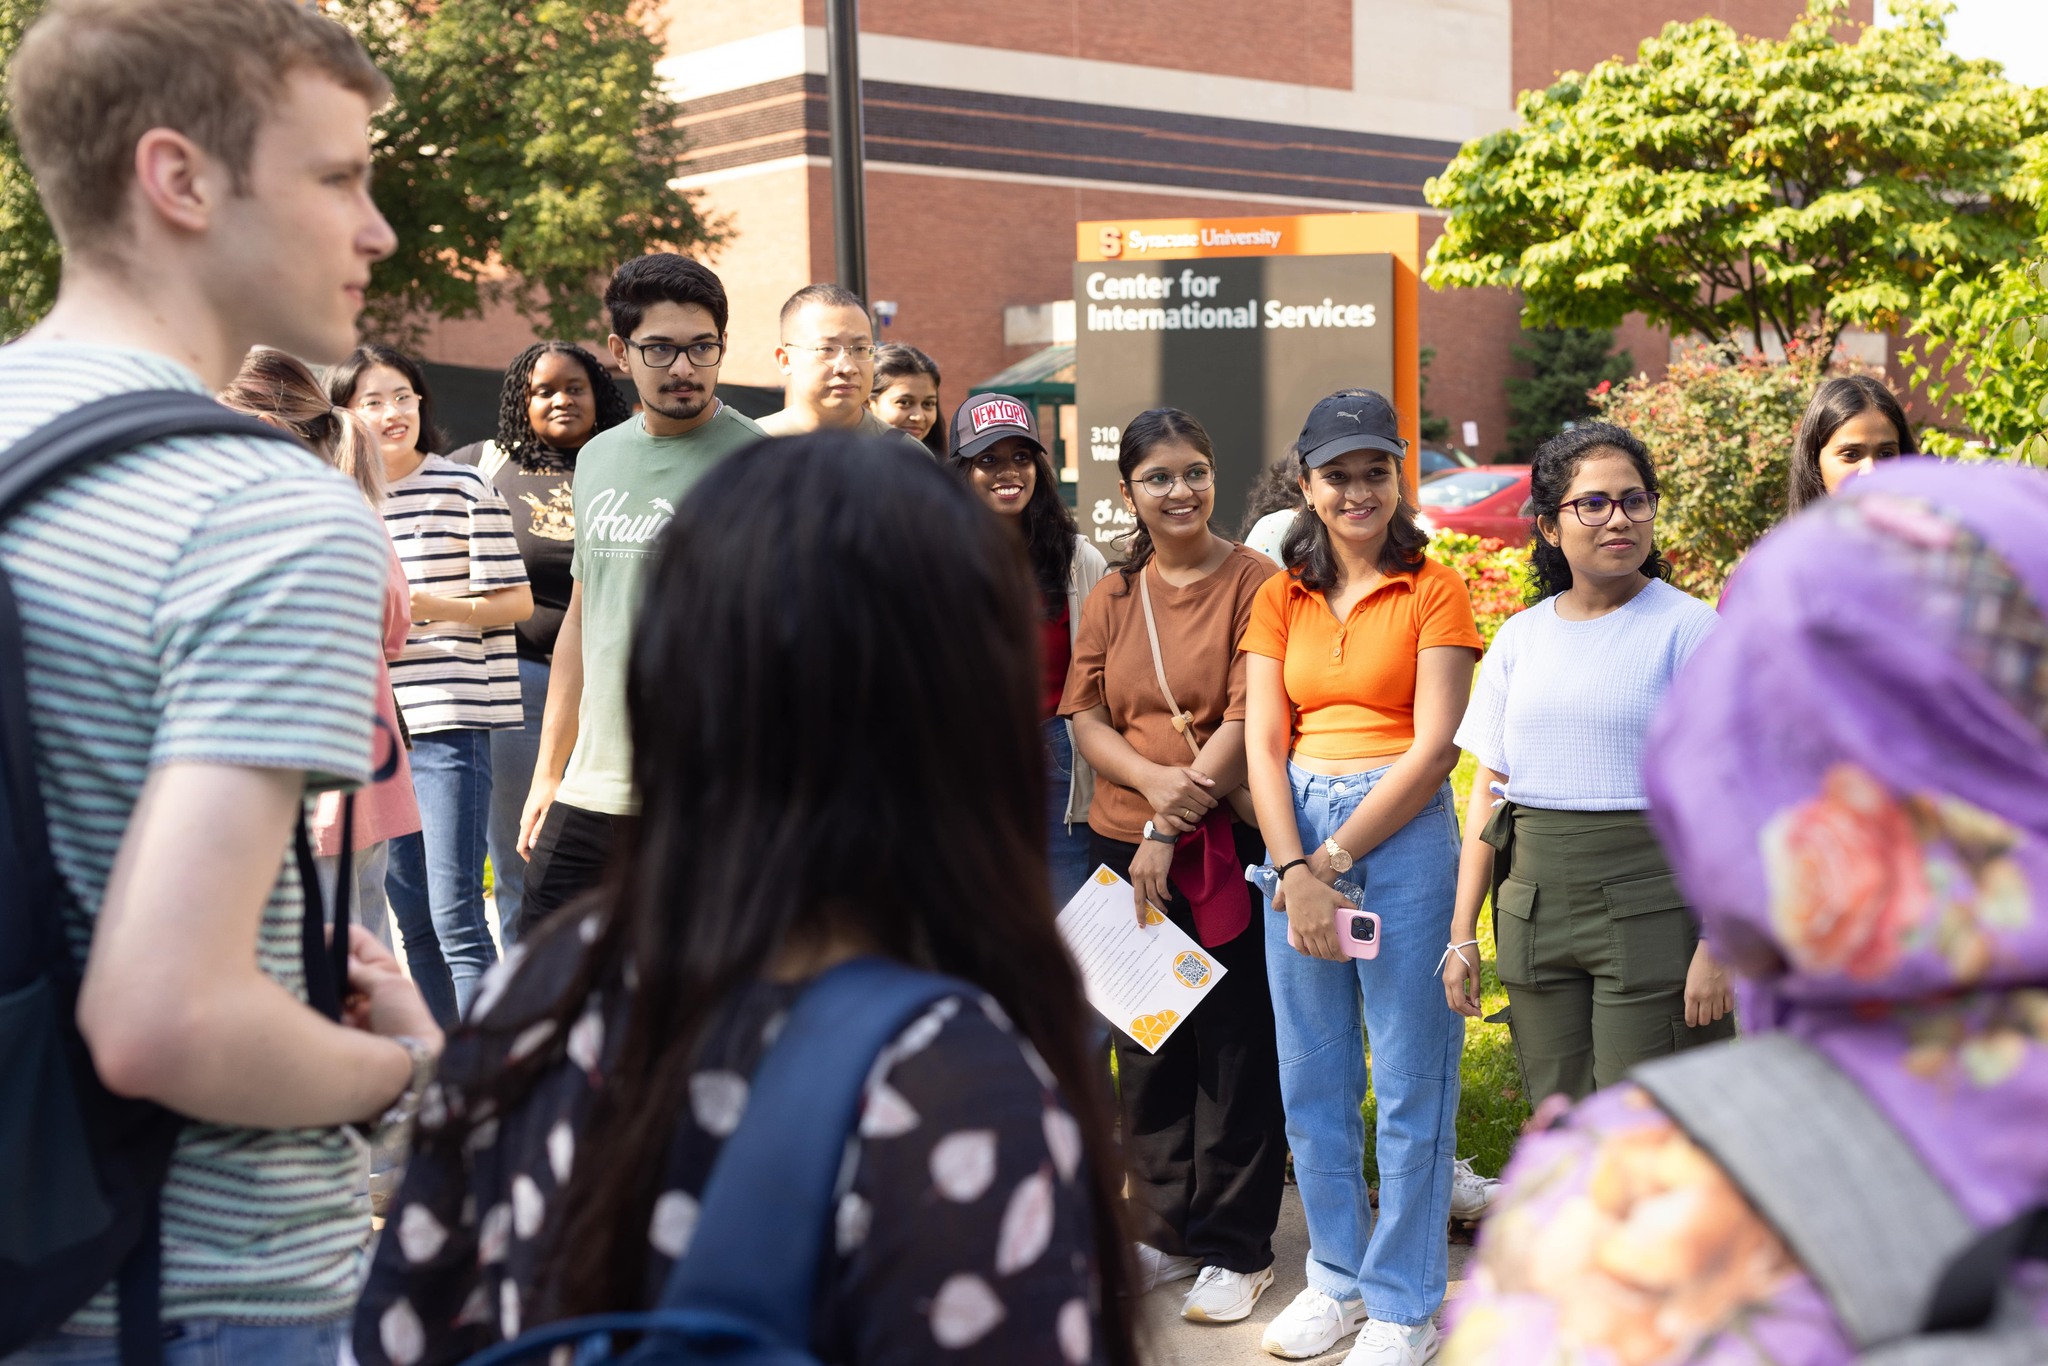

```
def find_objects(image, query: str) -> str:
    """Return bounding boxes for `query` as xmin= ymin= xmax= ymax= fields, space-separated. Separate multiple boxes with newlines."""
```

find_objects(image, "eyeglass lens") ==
xmin=633 ymin=340 xmax=723 ymax=367
xmin=1139 ymin=467 xmax=1214 ymax=494
xmin=1572 ymin=491 xmax=1656 ymax=525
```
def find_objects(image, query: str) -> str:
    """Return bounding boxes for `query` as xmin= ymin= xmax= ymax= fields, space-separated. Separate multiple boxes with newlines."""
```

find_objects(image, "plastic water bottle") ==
xmin=1246 ymin=862 xmax=1365 ymax=908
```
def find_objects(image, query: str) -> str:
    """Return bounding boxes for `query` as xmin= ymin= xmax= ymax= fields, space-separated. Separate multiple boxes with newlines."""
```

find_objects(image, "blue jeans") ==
xmin=1264 ymin=761 xmax=1463 ymax=1325
xmin=386 ymin=726 xmax=499 ymax=1026
xmin=1045 ymin=718 xmax=1094 ymax=908
xmin=3 ymin=1316 xmax=346 ymax=1366
xmin=488 ymin=655 xmax=549 ymax=944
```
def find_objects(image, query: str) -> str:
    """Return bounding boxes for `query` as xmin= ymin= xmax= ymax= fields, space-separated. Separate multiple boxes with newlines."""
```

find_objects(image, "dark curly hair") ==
xmin=1238 ymin=448 xmax=1304 ymax=539
xmin=1527 ymin=422 xmax=1672 ymax=602
xmin=1112 ymin=407 xmax=1214 ymax=595
xmin=496 ymin=341 xmax=633 ymax=471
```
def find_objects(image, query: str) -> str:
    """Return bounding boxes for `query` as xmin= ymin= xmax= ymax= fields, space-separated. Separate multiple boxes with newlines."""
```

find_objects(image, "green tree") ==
xmin=1592 ymin=348 xmax=1824 ymax=596
xmin=1502 ymin=326 xmax=1633 ymax=460
xmin=0 ymin=0 xmax=59 ymax=334
xmin=1906 ymin=134 xmax=2048 ymax=460
xmin=1423 ymin=0 xmax=2046 ymax=354
xmin=0 ymin=0 xmax=720 ymax=340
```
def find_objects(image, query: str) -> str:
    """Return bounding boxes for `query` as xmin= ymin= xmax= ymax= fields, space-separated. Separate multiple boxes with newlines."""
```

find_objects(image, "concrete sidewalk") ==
xmin=1137 ymin=1185 xmax=1473 ymax=1365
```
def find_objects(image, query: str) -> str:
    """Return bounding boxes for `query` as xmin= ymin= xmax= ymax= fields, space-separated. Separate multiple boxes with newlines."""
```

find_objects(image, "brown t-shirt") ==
xmin=1059 ymin=544 xmax=1278 ymax=842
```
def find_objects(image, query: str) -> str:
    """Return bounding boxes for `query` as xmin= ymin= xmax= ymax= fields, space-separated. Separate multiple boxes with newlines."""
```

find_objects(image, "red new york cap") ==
xmin=949 ymin=392 xmax=1046 ymax=460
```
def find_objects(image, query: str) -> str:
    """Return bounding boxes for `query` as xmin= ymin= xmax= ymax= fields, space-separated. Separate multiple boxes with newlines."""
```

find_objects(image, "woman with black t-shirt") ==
xmin=451 ymin=343 xmax=631 ymax=943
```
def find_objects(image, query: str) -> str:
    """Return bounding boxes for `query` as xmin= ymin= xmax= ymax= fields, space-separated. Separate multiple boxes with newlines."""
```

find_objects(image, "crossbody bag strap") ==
xmin=1137 ymin=569 xmax=1202 ymax=761
xmin=1634 ymin=1033 xmax=1978 ymax=1350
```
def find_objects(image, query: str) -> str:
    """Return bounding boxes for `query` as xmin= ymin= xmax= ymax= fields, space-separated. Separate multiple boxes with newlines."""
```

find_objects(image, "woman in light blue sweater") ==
xmin=1442 ymin=423 xmax=1735 ymax=1105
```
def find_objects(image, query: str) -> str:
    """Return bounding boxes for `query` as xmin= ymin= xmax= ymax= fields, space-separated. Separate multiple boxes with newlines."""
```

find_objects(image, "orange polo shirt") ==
xmin=1239 ymin=557 xmax=1482 ymax=760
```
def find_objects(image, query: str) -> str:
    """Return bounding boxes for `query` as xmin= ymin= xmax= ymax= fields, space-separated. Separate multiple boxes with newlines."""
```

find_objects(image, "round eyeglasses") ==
xmin=1132 ymin=465 xmax=1214 ymax=497
xmin=1558 ymin=490 xmax=1658 ymax=526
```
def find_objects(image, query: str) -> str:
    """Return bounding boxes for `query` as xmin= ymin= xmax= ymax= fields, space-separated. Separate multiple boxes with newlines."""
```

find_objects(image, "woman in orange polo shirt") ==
xmin=1241 ymin=389 xmax=1483 ymax=1366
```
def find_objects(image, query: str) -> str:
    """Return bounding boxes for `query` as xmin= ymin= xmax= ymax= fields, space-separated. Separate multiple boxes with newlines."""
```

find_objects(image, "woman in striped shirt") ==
xmin=332 ymin=345 xmax=532 ymax=1026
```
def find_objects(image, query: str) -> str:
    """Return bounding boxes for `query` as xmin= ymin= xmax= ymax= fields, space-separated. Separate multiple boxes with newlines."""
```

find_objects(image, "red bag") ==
xmin=1171 ymin=807 xmax=1252 ymax=947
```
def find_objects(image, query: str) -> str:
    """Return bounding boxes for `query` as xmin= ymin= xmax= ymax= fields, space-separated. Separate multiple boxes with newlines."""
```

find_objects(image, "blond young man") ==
xmin=1 ymin=2 xmax=440 ymax=1361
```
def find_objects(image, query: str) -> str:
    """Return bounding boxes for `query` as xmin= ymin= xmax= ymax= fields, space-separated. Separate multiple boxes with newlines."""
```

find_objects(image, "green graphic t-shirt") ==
xmin=559 ymin=402 xmax=764 ymax=813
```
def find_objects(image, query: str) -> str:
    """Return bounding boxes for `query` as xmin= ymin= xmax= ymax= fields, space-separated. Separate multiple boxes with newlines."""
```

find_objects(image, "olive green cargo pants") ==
xmin=1483 ymin=803 xmax=1735 ymax=1105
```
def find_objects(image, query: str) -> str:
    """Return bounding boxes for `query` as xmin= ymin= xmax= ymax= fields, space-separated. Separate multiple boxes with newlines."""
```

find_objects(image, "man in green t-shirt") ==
xmin=516 ymin=254 xmax=764 ymax=928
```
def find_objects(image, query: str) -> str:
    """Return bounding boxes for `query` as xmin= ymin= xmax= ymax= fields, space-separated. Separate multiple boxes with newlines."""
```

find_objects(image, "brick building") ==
xmin=417 ymin=0 xmax=1874 ymax=460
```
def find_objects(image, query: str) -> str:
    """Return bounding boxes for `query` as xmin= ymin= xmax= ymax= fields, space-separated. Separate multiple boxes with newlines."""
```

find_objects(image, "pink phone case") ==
xmin=1288 ymin=908 xmax=1382 ymax=959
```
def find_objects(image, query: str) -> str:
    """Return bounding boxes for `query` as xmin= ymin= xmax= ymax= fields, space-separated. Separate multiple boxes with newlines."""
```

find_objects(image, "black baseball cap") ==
xmin=1297 ymin=389 xmax=1407 ymax=469
xmin=950 ymin=392 xmax=1047 ymax=460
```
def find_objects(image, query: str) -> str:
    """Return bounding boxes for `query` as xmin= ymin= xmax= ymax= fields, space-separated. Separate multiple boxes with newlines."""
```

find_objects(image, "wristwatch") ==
xmin=1321 ymin=836 xmax=1354 ymax=873
xmin=1141 ymin=820 xmax=1178 ymax=844
xmin=362 ymin=1035 xmax=437 ymax=1141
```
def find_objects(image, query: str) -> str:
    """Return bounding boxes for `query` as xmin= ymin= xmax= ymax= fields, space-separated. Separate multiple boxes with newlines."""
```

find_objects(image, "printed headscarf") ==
xmin=1647 ymin=459 xmax=2048 ymax=1224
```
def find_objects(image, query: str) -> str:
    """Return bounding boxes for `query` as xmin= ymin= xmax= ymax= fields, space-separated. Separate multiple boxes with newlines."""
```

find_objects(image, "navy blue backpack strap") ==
xmin=0 ymin=391 xmax=331 ymax=1365
xmin=459 ymin=957 xmax=967 ymax=1366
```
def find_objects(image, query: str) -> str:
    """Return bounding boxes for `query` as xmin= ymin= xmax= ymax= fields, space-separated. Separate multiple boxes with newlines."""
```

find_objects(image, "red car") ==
xmin=1415 ymin=465 xmax=1534 ymax=545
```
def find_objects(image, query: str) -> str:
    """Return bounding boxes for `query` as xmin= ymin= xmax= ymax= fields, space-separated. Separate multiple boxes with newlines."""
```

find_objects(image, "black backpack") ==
xmin=0 ymin=391 xmax=359 ymax=1364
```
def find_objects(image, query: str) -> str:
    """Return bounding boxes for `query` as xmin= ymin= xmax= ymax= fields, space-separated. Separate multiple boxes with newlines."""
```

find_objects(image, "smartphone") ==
xmin=1288 ymin=908 xmax=1382 ymax=960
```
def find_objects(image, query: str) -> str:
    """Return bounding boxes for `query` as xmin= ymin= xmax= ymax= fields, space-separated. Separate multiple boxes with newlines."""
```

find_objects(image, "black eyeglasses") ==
xmin=1558 ymin=490 xmax=1658 ymax=526
xmin=620 ymin=337 xmax=724 ymax=369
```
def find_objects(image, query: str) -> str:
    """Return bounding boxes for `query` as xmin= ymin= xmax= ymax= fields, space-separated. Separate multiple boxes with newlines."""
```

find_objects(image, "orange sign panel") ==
xmin=1077 ymin=213 xmax=1419 ymax=263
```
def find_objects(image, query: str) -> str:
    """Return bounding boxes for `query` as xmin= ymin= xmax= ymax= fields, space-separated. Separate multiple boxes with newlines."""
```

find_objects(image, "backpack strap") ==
xmin=1633 ymin=1034 xmax=1977 ymax=1351
xmin=657 ymin=958 xmax=968 ymax=1347
xmin=0 ymin=392 xmax=341 ymax=1365
xmin=453 ymin=959 xmax=971 ymax=1366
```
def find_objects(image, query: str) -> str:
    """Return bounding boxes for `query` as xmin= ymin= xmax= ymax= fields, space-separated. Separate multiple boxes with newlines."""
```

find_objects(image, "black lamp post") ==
xmin=824 ymin=0 xmax=867 ymax=301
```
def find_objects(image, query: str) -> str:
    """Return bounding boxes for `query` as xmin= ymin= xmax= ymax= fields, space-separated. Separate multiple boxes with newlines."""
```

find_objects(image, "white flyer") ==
xmin=1054 ymin=864 xmax=1226 ymax=1054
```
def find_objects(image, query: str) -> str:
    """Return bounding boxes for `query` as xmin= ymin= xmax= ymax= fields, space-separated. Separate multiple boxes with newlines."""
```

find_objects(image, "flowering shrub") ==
xmin=1430 ymin=532 xmax=1532 ymax=646
xmin=1592 ymin=347 xmax=1827 ymax=598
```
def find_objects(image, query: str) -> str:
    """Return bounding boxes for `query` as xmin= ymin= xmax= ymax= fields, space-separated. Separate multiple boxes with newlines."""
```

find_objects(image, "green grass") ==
xmin=1358 ymin=750 xmax=1529 ymax=1181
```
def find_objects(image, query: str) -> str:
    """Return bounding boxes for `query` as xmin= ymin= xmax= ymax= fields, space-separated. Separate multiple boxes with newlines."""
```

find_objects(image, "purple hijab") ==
xmin=1647 ymin=459 xmax=2048 ymax=1228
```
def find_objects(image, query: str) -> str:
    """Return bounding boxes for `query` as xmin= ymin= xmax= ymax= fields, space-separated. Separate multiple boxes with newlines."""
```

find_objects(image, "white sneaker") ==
xmin=1133 ymin=1242 xmax=1202 ymax=1293
xmin=1341 ymin=1318 xmax=1440 ymax=1366
xmin=1449 ymin=1155 xmax=1501 ymax=1221
xmin=1182 ymin=1264 xmax=1275 ymax=1323
xmin=1260 ymin=1285 xmax=1366 ymax=1358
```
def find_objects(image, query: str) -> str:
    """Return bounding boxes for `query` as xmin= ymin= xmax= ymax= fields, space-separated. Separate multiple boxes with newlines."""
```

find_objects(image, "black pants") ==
xmin=518 ymin=801 xmax=619 ymax=933
xmin=1095 ymin=826 xmax=1286 ymax=1274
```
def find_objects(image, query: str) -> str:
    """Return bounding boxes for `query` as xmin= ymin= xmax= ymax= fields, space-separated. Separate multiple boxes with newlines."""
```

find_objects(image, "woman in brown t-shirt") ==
xmin=1058 ymin=407 xmax=1286 ymax=1329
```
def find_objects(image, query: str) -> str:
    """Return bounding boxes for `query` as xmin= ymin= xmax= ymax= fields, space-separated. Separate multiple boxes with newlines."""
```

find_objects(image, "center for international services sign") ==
xmin=1072 ymin=213 xmax=1421 ymax=555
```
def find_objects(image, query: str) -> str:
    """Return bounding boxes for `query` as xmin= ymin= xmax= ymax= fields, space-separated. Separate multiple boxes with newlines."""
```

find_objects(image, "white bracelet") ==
xmin=1435 ymin=939 xmax=1482 ymax=974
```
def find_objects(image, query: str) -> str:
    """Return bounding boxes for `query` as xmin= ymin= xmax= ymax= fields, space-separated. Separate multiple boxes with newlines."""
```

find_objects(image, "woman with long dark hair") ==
xmin=220 ymin=348 xmax=416 ymax=950
xmin=1787 ymin=374 xmax=1916 ymax=512
xmin=450 ymin=342 xmax=632 ymax=944
xmin=947 ymin=391 xmax=1107 ymax=907
xmin=332 ymin=343 xmax=532 ymax=1025
xmin=1241 ymin=389 xmax=1483 ymax=1364
xmin=352 ymin=432 xmax=1135 ymax=1366
xmin=870 ymin=341 xmax=945 ymax=457
xmin=1444 ymin=423 xmax=1734 ymax=1110
xmin=1058 ymin=407 xmax=1285 ymax=1325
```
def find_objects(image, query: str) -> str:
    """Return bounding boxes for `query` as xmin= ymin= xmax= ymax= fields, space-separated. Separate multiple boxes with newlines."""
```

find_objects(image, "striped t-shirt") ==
xmin=380 ymin=454 xmax=528 ymax=733
xmin=0 ymin=340 xmax=389 ymax=1327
